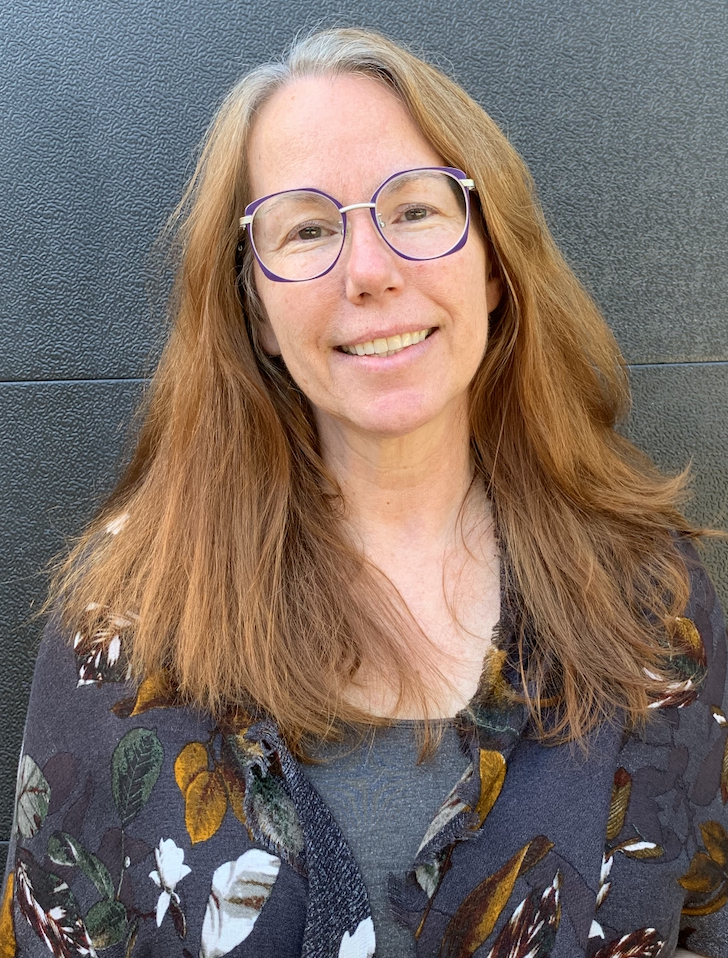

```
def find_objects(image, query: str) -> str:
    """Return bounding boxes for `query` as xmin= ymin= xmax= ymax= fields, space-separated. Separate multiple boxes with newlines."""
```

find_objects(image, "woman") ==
xmin=1 ymin=27 xmax=725 ymax=958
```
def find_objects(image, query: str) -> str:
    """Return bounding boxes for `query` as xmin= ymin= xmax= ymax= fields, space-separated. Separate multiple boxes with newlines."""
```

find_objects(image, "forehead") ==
xmin=247 ymin=74 xmax=444 ymax=200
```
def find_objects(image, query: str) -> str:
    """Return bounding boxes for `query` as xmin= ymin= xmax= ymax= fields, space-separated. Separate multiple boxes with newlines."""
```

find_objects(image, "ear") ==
xmin=475 ymin=212 xmax=504 ymax=316
xmin=257 ymin=317 xmax=282 ymax=356
xmin=247 ymin=267 xmax=282 ymax=356
xmin=486 ymin=272 xmax=503 ymax=315
xmin=483 ymin=234 xmax=504 ymax=315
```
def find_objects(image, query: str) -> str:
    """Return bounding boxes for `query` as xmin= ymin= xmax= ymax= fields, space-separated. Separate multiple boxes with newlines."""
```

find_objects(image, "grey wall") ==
xmin=1 ymin=0 xmax=726 ymax=876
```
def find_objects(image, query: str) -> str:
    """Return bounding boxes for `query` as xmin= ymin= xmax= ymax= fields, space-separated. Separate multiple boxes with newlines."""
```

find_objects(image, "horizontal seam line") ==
xmin=627 ymin=360 xmax=728 ymax=369
xmin=0 ymin=377 xmax=149 ymax=386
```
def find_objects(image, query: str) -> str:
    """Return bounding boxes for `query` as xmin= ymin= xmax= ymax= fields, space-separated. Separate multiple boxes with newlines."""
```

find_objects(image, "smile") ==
xmin=338 ymin=327 xmax=434 ymax=357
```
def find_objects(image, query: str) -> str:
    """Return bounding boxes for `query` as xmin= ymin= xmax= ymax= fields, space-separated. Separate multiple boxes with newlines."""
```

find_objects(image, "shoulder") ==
xmin=596 ymin=537 xmax=728 ymax=957
xmin=677 ymin=538 xmax=726 ymax=680
xmin=3 ymin=613 xmax=308 ymax=956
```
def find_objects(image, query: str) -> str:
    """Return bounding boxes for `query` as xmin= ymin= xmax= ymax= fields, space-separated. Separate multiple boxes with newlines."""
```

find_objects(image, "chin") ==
xmin=350 ymin=409 xmax=445 ymax=440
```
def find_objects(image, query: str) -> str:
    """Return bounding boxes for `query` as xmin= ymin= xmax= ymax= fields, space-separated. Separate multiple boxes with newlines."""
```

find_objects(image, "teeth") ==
xmin=340 ymin=327 xmax=432 ymax=356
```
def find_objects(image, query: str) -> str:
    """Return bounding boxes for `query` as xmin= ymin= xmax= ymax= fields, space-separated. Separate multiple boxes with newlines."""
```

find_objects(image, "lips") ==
xmin=338 ymin=327 xmax=434 ymax=357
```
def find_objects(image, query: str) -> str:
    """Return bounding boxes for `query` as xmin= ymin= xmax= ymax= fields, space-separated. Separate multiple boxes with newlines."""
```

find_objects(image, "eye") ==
xmin=403 ymin=206 xmax=429 ymax=221
xmin=299 ymin=225 xmax=324 ymax=239
xmin=282 ymin=219 xmax=340 ymax=246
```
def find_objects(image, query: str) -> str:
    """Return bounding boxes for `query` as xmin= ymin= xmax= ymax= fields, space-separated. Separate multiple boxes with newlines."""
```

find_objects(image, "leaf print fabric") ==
xmin=200 ymin=849 xmax=281 ymax=958
xmin=184 ymin=765 xmax=228 ymax=844
xmin=416 ymin=764 xmax=473 ymax=855
xmin=15 ymin=848 xmax=96 ymax=957
xmin=590 ymin=928 xmax=663 ymax=958
xmin=473 ymin=750 xmax=506 ymax=827
xmin=111 ymin=670 xmax=179 ymax=719
xmin=47 ymin=831 xmax=115 ymax=900
xmin=439 ymin=837 xmax=554 ymax=958
xmin=484 ymin=871 xmax=562 ymax=958
xmin=72 ymin=606 xmax=134 ymax=686
xmin=243 ymin=763 xmax=305 ymax=863
xmin=15 ymin=756 xmax=51 ymax=839
xmin=338 ymin=916 xmax=376 ymax=957
xmin=84 ymin=899 xmax=128 ymax=949
xmin=644 ymin=615 xmax=708 ymax=711
xmin=175 ymin=740 xmax=229 ymax=844
xmin=149 ymin=838 xmax=191 ymax=928
xmin=2 ymin=536 xmax=728 ymax=957
xmin=112 ymin=728 xmax=164 ymax=828
xmin=0 ymin=873 xmax=16 ymax=957
xmin=679 ymin=821 xmax=728 ymax=915
xmin=605 ymin=769 xmax=631 ymax=842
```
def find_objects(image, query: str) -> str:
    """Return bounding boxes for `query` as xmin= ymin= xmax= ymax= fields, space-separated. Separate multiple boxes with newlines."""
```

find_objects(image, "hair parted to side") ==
xmin=50 ymin=27 xmax=702 ymax=755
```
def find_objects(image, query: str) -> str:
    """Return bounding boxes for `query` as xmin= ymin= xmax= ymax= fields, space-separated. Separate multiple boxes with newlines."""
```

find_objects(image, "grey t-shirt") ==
xmin=304 ymin=721 xmax=469 ymax=956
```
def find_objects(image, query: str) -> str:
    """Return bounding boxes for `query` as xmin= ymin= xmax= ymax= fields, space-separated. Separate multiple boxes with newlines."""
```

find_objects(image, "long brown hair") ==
xmin=50 ymin=27 xmax=700 ymax=753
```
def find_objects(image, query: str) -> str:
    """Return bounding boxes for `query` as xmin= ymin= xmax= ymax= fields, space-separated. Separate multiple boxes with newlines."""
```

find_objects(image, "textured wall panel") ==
xmin=0 ymin=381 xmax=144 ymax=837
xmin=624 ymin=362 xmax=728 ymax=606
xmin=1 ymin=0 xmax=726 ymax=879
xmin=1 ymin=0 xmax=726 ymax=380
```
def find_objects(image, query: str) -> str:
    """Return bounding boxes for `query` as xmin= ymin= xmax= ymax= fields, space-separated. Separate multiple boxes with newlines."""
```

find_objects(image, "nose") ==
xmin=341 ymin=207 xmax=404 ymax=303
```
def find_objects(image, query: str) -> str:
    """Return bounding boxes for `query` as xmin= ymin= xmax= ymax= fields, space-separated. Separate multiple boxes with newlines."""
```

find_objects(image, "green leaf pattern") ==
xmin=48 ymin=830 xmax=116 ymax=900
xmin=112 ymin=728 xmax=164 ymax=829
xmin=85 ymin=898 xmax=129 ymax=948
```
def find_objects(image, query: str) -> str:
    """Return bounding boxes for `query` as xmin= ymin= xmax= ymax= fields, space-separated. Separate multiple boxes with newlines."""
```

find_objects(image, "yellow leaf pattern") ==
xmin=175 ymin=742 xmax=209 ymax=796
xmin=474 ymin=750 xmax=506 ymax=828
xmin=673 ymin=617 xmax=703 ymax=655
xmin=221 ymin=765 xmax=248 ymax=825
xmin=439 ymin=835 xmax=554 ymax=958
xmin=700 ymin=820 xmax=728 ymax=869
xmin=185 ymin=770 xmax=228 ymax=844
xmin=680 ymin=820 xmax=728 ymax=916
xmin=129 ymin=671 xmax=177 ymax=716
xmin=606 ymin=768 xmax=631 ymax=841
xmin=0 ymin=873 xmax=16 ymax=958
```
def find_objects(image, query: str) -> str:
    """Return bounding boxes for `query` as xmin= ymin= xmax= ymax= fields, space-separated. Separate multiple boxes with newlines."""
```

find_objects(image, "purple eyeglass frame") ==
xmin=239 ymin=166 xmax=476 ymax=283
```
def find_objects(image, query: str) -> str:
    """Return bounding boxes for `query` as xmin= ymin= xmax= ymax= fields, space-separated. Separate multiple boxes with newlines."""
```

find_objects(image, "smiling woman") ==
xmin=249 ymin=78 xmax=496 ymax=450
xmin=1 ymin=27 xmax=726 ymax=958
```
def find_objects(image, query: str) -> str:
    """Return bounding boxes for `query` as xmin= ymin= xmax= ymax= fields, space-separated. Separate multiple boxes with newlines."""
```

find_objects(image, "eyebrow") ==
xmin=257 ymin=192 xmax=336 ymax=215
xmin=379 ymin=170 xmax=444 ymax=196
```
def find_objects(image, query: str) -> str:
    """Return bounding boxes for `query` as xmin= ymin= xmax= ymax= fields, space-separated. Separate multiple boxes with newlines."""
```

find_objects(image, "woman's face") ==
xmin=247 ymin=74 xmax=501 ymax=445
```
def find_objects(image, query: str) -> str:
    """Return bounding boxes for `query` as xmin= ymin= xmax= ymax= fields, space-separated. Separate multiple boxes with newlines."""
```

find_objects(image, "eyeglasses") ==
xmin=239 ymin=166 xmax=476 ymax=283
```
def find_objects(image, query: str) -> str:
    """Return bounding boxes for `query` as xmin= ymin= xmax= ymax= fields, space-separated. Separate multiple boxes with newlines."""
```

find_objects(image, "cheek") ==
xmin=256 ymin=288 xmax=327 ymax=375
xmin=256 ymin=274 xmax=336 ymax=364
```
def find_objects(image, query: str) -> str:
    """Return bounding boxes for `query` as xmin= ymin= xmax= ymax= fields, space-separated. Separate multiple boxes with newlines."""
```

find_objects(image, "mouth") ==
xmin=337 ymin=327 xmax=435 ymax=357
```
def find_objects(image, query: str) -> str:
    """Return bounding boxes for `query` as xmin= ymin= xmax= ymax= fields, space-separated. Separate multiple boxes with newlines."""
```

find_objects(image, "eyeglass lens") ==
xmin=249 ymin=170 xmax=468 ymax=282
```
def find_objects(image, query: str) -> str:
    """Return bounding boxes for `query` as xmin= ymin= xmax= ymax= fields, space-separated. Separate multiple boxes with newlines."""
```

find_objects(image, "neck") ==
xmin=317 ymin=404 xmax=499 ymax=720
xmin=317 ymin=403 xmax=481 ymax=556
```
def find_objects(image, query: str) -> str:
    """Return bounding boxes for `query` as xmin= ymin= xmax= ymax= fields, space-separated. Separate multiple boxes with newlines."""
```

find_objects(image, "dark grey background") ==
xmin=1 ymin=0 xmax=726 ymax=877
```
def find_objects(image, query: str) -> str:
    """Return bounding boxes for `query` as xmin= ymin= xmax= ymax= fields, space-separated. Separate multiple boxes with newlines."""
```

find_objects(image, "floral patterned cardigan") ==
xmin=2 ymin=540 xmax=728 ymax=958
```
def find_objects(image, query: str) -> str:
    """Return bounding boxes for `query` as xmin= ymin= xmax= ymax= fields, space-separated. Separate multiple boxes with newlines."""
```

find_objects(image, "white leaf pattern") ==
xmin=15 ymin=851 xmax=97 ymax=957
xmin=148 ymin=838 xmax=191 ymax=927
xmin=417 ymin=763 xmax=473 ymax=853
xmin=338 ymin=916 xmax=376 ymax=957
xmin=485 ymin=871 xmax=562 ymax=958
xmin=16 ymin=755 xmax=51 ymax=839
xmin=200 ymin=849 xmax=280 ymax=958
